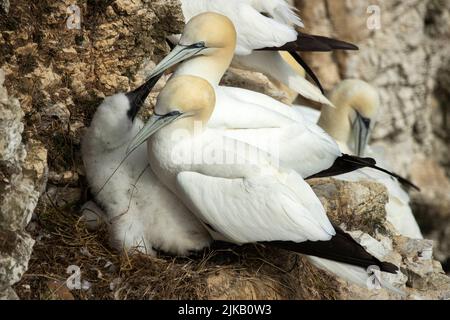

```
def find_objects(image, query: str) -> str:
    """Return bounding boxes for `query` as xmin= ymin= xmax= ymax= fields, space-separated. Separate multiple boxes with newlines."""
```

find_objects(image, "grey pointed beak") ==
xmin=352 ymin=112 xmax=371 ymax=157
xmin=148 ymin=42 xmax=207 ymax=78
xmin=126 ymin=111 xmax=187 ymax=156
xmin=125 ymin=42 xmax=206 ymax=122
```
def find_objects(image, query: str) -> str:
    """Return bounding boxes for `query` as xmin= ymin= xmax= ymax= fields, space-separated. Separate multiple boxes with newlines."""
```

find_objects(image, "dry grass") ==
xmin=13 ymin=190 xmax=341 ymax=300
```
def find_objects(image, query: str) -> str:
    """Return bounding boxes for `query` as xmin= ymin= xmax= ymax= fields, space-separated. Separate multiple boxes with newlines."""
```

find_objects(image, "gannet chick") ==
xmin=81 ymin=79 xmax=211 ymax=256
xmin=316 ymin=79 xmax=423 ymax=239
xmin=132 ymin=74 xmax=402 ymax=293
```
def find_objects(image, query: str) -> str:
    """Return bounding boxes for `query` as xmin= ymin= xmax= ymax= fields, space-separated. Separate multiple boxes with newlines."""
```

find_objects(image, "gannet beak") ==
xmin=125 ymin=42 xmax=206 ymax=122
xmin=126 ymin=73 xmax=163 ymax=121
xmin=148 ymin=42 xmax=207 ymax=78
xmin=352 ymin=112 xmax=371 ymax=157
xmin=126 ymin=111 xmax=187 ymax=156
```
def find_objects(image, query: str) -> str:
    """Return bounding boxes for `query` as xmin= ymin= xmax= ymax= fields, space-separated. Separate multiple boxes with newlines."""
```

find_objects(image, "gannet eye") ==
xmin=154 ymin=110 xmax=183 ymax=118
xmin=164 ymin=111 xmax=183 ymax=118
xmin=190 ymin=41 xmax=206 ymax=49
xmin=360 ymin=116 xmax=371 ymax=128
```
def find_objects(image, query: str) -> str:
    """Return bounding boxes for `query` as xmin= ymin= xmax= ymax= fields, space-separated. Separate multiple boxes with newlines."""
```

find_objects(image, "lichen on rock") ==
xmin=0 ymin=68 xmax=47 ymax=299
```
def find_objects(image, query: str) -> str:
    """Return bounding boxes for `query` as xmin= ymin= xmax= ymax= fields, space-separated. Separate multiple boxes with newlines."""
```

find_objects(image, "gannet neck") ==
xmin=318 ymin=79 xmax=380 ymax=146
xmin=174 ymin=12 xmax=237 ymax=86
xmin=174 ymin=48 xmax=234 ymax=86
xmin=318 ymin=104 xmax=352 ymax=144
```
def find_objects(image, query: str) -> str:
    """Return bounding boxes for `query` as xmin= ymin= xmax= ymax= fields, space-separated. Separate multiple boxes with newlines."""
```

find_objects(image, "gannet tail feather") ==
xmin=307 ymin=154 xmax=420 ymax=191
xmin=257 ymin=33 xmax=358 ymax=52
xmin=264 ymin=225 xmax=398 ymax=273
xmin=307 ymin=34 xmax=359 ymax=51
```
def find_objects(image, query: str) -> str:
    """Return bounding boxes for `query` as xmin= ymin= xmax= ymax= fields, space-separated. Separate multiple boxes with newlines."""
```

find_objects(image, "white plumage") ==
xmin=209 ymin=86 xmax=341 ymax=178
xmin=294 ymin=80 xmax=423 ymax=239
xmin=180 ymin=0 xmax=302 ymax=55
xmin=149 ymin=126 xmax=335 ymax=244
xmin=139 ymin=74 xmax=402 ymax=293
xmin=81 ymin=93 xmax=211 ymax=255
xmin=175 ymin=0 xmax=335 ymax=106
xmin=84 ymin=13 xmax=403 ymax=293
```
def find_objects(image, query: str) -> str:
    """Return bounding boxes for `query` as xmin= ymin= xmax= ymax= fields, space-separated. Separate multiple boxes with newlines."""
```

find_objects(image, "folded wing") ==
xmin=176 ymin=170 xmax=335 ymax=244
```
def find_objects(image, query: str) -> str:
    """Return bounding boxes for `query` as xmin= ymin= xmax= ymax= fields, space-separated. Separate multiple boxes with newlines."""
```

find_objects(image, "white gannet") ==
xmin=129 ymin=13 xmax=417 ymax=189
xmin=171 ymin=0 xmax=359 ymax=106
xmin=312 ymin=80 xmax=423 ymax=239
xmin=133 ymin=74 xmax=402 ymax=292
xmin=81 ymin=77 xmax=211 ymax=255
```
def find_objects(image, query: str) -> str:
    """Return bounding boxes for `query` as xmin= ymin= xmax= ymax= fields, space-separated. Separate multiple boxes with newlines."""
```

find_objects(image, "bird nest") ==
xmin=14 ymin=195 xmax=341 ymax=300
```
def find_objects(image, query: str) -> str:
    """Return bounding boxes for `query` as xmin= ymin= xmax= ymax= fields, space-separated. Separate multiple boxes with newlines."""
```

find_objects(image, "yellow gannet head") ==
xmin=318 ymin=79 xmax=380 ymax=156
xmin=126 ymin=75 xmax=216 ymax=155
xmin=155 ymin=75 xmax=216 ymax=125
xmin=330 ymin=79 xmax=379 ymax=121
xmin=147 ymin=13 xmax=237 ymax=80
xmin=180 ymin=12 xmax=237 ymax=54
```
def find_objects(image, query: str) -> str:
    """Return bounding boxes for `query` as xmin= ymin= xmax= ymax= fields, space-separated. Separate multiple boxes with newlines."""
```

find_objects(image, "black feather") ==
xmin=256 ymin=32 xmax=358 ymax=52
xmin=288 ymin=51 xmax=325 ymax=94
xmin=310 ymin=35 xmax=359 ymax=51
xmin=255 ymin=33 xmax=358 ymax=96
xmin=293 ymin=32 xmax=334 ymax=52
xmin=263 ymin=224 xmax=398 ymax=274
xmin=307 ymin=154 xmax=420 ymax=191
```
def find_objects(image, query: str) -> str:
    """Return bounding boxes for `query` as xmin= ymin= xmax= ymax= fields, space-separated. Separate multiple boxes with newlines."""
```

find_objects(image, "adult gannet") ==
xmin=133 ymin=74 xmax=402 ymax=292
xmin=311 ymin=80 xmax=422 ymax=239
xmin=130 ymin=12 xmax=417 ymax=189
xmin=172 ymin=0 xmax=359 ymax=106
xmin=81 ymin=76 xmax=211 ymax=255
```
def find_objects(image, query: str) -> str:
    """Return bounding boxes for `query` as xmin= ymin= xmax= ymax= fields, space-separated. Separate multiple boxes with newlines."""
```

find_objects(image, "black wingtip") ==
xmin=296 ymin=32 xmax=333 ymax=52
xmin=289 ymin=51 xmax=325 ymax=94
xmin=379 ymin=261 xmax=400 ymax=274
xmin=263 ymin=225 xmax=399 ymax=274
xmin=256 ymin=32 xmax=359 ymax=53
xmin=295 ymin=33 xmax=359 ymax=52
xmin=307 ymin=154 xmax=421 ymax=192
xmin=348 ymin=155 xmax=420 ymax=192
xmin=390 ymin=174 xmax=420 ymax=192
xmin=307 ymin=154 xmax=375 ymax=180
xmin=312 ymin=35 xmax=359 ymax=51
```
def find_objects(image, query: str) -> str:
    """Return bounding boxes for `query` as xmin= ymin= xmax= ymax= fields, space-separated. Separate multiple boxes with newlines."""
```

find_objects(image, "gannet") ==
xmin=81 ymin=76 xmax=211 ymax=255
xmin=172 ymin=0 xmax=359 ymax=106
xmin=312 ymin=80 xmax=423 ymax=239
xmin=134 ymin=74 xmax=402 ymax=292
xmin=129 ymin=12 xmax=417 ymax=190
